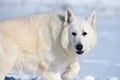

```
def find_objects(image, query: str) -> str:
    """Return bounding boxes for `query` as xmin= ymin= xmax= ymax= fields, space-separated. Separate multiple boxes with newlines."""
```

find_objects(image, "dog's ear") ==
xmin=87 ymin=11 xmax=96 ymax=29
xmin=65 ymin=8 xmax=74 ymax=24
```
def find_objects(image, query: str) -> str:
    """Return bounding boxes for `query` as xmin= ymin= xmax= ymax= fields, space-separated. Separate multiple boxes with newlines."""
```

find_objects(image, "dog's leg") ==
xmin=38 ymin=61 xmax=62 ymax=80
xmin=0 ymin=74 xmax=6 ymax=80
xmin=0 ymin=37 xmax=19 ymax=80
xmin=41 ymin=71 xmax=62 ymax=80
xmin=61 ymin=62 xmax=80 ymax=80
xmin=0 ymin=46 xmax=18 ymax=80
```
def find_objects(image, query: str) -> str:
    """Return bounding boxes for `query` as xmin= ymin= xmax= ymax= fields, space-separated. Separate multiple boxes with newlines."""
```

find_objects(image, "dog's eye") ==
xmin=82 ymin=32 xmax=87 ymax=36
xmin=72 ymin=32 xmax=77 ymax=36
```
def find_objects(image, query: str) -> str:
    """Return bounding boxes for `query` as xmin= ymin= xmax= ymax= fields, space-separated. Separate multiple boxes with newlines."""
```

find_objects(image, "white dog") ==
xmin=0 ymin=8 xmax=97 ymax=80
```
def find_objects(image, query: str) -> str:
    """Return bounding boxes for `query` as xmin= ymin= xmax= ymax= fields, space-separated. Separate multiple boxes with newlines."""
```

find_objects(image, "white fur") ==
xmin=0 ymin=8 xmax=97 ymax=80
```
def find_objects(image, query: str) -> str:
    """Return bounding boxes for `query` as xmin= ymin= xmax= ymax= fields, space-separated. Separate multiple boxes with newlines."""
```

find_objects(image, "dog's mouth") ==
xmin=76 ymin=50 xmax=84 ymax=55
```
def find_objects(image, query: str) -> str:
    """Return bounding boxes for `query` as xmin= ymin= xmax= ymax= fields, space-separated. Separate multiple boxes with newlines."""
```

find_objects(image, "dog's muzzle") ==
xmin=76 ymin=44 xmax=83 ymax=50
xmin=76 ymin=43 xmax=84 ymax=54
xmin=76 ymin=50 xmax=84 ymax=54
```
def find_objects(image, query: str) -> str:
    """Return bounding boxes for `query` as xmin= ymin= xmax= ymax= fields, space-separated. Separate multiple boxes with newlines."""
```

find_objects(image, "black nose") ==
xmin=76 ymin=44 xmax=83 ymax=51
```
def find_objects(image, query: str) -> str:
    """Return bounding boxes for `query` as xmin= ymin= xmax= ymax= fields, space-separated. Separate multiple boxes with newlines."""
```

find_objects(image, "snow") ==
xmin=109 ymin=77 xmax=119 ymax=80
xmin=0 ymin=0 xmax=120 ymax=18
xmin=84 ymin=76 xmax=95 ymax=80
xmin=0 ymin=0 xmax=120 ymax=80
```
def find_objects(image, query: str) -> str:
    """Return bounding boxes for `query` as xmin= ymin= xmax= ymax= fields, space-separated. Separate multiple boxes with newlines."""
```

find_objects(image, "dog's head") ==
xmin=61 ymin=8 xmax=97 ymax=55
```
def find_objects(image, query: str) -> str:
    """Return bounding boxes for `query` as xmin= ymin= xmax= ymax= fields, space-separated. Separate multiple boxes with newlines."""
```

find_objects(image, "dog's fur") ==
xmin=0 ymin=8 xmax=97 ymax=80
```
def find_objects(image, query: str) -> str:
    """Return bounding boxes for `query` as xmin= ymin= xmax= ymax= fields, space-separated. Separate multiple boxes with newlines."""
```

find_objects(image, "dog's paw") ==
xmin=61 ymin=72 xmax=72 ymax=80
xmin=62 ymin=62 xmax=80 ymax=80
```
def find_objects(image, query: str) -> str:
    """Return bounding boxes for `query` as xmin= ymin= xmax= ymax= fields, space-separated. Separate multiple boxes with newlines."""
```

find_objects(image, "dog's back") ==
xmin=0 ymin=13 xmax=64 ymax=80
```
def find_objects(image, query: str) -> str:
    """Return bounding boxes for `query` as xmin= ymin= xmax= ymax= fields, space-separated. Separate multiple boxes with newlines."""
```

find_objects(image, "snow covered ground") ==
xmin=0 ymin=0 xmax=120 ymax=80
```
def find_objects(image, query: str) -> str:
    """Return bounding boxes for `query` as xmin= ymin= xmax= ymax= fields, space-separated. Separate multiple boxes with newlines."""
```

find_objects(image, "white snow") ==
xmin=0 ymin=0 xmax=120 ymax=18
xmin=84 ymin=76 xmax=95 ymax=80
xmin=109 ymin=77 xmax=119 ymax=80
